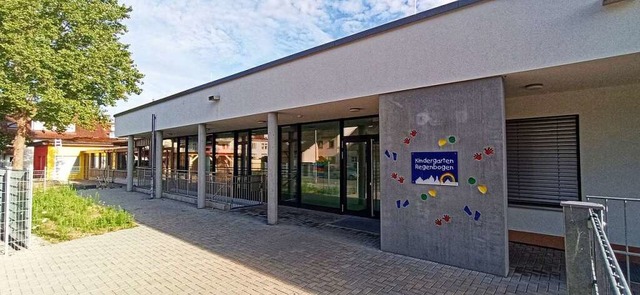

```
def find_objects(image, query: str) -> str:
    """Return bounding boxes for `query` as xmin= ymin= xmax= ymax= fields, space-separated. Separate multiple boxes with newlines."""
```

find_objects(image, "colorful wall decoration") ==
xmin=379 ymin=77 xmax=508 ymax=277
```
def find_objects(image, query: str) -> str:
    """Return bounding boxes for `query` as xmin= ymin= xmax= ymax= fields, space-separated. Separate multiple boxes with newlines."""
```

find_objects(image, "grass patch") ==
xmin=32 ymin=186 xmax=136 ymax=243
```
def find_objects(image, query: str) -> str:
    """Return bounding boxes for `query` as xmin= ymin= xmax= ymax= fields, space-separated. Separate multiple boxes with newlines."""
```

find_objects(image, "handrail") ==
xmin=589 ymin=209 xmax=632 ymax=295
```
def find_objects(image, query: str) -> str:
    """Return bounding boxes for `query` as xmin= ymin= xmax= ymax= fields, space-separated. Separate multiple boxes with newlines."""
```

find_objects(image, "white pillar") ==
xmin=267 ymin=112 xmax=278 ymax=225
xmin=197 ymin=124 xmax=206 ymax=209
xmin=126 ymin=135 xmax=134 ymax=192
xmin=154 ymin=130 xmax=163 ymax=199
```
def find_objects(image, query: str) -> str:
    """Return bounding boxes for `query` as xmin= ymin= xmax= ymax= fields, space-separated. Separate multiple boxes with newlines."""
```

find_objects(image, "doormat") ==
xmin=328 ymin=217 xmax=380 ymax=235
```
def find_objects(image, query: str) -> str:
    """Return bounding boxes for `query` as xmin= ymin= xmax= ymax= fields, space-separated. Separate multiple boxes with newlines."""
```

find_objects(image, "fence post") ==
xmin=561 ymin=201 xmax=605 ymax=295
xmin=3 ymin=170 xmax=11 ymax=255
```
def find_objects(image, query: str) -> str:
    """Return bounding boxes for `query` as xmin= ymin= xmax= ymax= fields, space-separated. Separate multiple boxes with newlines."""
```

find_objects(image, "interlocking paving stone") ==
xmin=0 ymin=188 xmax=567 ymax=294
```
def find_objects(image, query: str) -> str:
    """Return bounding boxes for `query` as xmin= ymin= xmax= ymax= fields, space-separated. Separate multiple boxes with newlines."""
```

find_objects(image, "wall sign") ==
xmin=411 ymin=151 xmax=459 ymax=186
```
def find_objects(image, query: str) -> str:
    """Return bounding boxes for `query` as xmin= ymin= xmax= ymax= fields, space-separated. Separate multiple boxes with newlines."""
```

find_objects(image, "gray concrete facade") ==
xmin=379 ymin=77 xmax=508 ymax=276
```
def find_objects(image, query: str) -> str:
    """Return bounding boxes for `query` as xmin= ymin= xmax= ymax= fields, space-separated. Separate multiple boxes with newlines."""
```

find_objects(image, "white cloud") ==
xmin=108 ymin=0 xmax=456 ymax=116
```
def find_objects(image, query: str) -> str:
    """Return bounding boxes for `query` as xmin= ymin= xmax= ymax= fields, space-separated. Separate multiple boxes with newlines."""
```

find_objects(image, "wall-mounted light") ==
xmin=296 ymin=114 xmax=303 ymax=118
xmin=524 ymin=83 xmax=544 ymax=91
xmin=257 ymin=120 xmax=266 ymax=124
xmin=349 ymin=107 xmax=362 ymax=113
xmin=208 ymin=95 xmax=221 ymax=101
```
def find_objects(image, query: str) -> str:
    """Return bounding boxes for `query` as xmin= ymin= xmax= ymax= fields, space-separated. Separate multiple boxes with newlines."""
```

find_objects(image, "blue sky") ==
xmin=108 ymin=0 xmax=455 ymax=116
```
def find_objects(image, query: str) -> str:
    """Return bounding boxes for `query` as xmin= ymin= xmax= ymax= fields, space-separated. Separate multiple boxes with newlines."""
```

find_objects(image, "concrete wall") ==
xmin=115 ymin=0 xmax=640 ymax=136
xmin=506 ymin=83 xmax=640 ymax=246
xmin=379 ymin=77 xmax=508 ymax=276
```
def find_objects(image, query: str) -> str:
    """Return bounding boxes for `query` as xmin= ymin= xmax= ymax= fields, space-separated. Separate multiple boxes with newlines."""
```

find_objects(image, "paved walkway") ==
xmin=0 ymin=188 xmax=566 ymax=294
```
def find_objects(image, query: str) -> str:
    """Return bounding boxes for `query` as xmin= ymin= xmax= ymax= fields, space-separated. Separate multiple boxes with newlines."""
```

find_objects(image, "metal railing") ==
xmin=135 ymin=167 xmax=152 ymax=189
xmin=205 ymin=174 xmax=266 ymax=209
xmin=160 ymin=170 xmax=266 ymax=209
xmin=86 ymin=168 xmax=129 ymax=185
xmin=0 ymin=169 xmax=33 ymax=256
xmin=587 ymin=195 xmax=640 ymax=290
xmin=589 ymin=209 xmax=632 ymax=295
xmin=163 ymin=170 xmax=198 ymax=196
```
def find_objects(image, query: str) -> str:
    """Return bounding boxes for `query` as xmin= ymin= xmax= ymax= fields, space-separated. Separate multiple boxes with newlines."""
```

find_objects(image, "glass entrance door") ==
xmin=342 ymin=137 xmax=379 ymax=217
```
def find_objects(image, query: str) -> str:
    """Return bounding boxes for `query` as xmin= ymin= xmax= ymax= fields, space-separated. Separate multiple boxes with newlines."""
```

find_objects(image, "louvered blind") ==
xmin=506 ymin=115 xmax=580 ymax=207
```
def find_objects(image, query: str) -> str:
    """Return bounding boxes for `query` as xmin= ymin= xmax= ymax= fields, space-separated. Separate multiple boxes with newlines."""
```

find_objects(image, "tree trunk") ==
xmin=11 ymin=116 xmax=28 ymax=170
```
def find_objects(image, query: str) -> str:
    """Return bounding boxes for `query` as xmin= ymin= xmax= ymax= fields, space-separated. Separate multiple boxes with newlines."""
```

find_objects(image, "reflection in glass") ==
xmin=251 ymin=129 xmax=268 ymax=175
xmin=300 ymin=122 xmax=340 ymax=208
xmin=215 ymin=133 xmax=234 ymax=175
xmin=345 ymin=141 xmax=367 ymax=212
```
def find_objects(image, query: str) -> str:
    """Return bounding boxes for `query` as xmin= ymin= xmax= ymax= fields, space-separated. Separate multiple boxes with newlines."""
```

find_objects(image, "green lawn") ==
xmin=32 ymin=186 xmax=136 ymax=243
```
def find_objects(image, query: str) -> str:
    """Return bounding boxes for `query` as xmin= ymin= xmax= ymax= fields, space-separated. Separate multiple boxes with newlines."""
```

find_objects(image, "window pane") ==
xmin=301 ymin=121 xmax=340 ymax=208
xmin=280 ymin=126 xmax=298 ymax=203
xmin=344 ymin=117 xmax=379 ymax=136
xmin=251 ymin=129 xmax=268 ymax=175
xmin=236 ymin=131 xmax=249 ymax=175
xmin=177 ymin=138 xmax=186 ymax=170
xmin=187 ymin=136 xmax=197 ymax=171
xmin=215 ymin=133 xmax=234 ymax=175
xmin=506 ymin=115 xmax=580 ymax=207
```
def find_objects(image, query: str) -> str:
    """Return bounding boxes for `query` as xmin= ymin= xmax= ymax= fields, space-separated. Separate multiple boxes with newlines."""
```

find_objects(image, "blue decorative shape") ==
xmin=463 ymin=205 xmax=472 ymax=216
xmin=396 ymin=200 xmax=401 ymax=208
xmin=403 ymin=200 xmax=410 ymax=207
xmin=474 ymin=211 xmax=481 ymax=221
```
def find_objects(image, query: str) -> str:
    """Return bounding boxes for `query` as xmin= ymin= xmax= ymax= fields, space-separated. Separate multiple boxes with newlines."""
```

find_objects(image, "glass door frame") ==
xmin=341 ymin=135 xmax=379 ymax=217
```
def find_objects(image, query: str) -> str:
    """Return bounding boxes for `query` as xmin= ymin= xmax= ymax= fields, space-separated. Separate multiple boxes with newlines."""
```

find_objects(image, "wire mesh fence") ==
xmin=1 ymin=169 xmax=33 ymax=256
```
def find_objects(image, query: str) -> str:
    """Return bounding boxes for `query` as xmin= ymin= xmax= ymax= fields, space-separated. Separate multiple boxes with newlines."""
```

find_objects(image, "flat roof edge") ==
xmin=115 ymin=0 xmax=485 ymax=117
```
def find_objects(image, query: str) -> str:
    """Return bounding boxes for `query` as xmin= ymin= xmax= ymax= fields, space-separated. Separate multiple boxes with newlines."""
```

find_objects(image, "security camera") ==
xmin=208 ymin=95 xmax=220 ymax=101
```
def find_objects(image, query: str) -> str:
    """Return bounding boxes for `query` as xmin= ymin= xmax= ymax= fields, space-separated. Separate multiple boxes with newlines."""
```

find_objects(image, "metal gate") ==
xmin=0 ymin=169 xmax=33 ymax=255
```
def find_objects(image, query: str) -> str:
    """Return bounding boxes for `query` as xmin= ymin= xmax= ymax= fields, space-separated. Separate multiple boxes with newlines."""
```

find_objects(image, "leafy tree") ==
xmin=0 ymin=0 xmax=143 ymax=170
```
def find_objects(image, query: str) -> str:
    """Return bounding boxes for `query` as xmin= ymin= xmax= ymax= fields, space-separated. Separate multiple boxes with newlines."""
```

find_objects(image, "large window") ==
xmin=300 ymin=121 xmax=341 ymax=209
xmin=506 ymin=115 xmax=580 ymax=207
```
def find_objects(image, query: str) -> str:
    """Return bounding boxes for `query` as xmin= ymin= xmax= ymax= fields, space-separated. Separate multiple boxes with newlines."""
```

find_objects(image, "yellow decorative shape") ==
xmin=477 ymin=185 xmax=488 ymax=195
xmin=428 ymin=189 xmax=437 ymax=198
xmin=438 ymin=139 xmax=447 ymax=147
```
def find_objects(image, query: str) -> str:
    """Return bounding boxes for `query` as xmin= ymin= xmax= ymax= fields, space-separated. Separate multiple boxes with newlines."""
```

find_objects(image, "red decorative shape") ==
xmin=484 ymin=147 xmax=494 ymax=156
xmin=410 ymin=130 xmax=417 ymax=137
xmin=473 ymin=153 xmax=483 ymax=161
xmin=391 ymin=172 xmax=398 ymax=179
xmin=443 ymin=215 xmax=451 ymax=223
xmin=435 ymin=219 xmax=442 ymax=226
xmin=397 ymin=176 xmax=405 ymax=184
xmin=403 ymin=137 xmax=411 ymax=145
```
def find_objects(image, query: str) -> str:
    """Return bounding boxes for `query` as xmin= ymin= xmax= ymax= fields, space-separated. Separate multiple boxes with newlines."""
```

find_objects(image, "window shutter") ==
xmin=506 ymin=115 xmax=580 ymax=207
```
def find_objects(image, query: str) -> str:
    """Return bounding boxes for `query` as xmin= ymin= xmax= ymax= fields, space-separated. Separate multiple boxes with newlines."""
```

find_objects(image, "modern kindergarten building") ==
xmin=114 ymin=0 xmax=640 ymax=276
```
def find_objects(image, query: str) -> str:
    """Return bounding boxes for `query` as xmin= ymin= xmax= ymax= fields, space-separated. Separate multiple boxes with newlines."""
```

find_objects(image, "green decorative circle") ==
xmin=421 ymin=194 xmax=428 ymax=200
xmin=468 ymin=177 xmax=477 ymax=185
xmin=448 ymin=136 xmax=457 ymax=144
